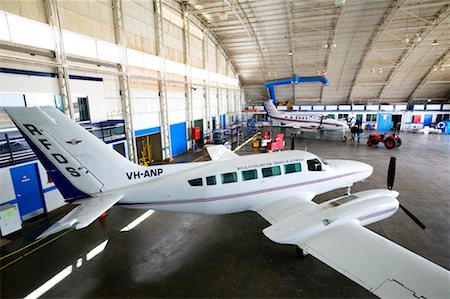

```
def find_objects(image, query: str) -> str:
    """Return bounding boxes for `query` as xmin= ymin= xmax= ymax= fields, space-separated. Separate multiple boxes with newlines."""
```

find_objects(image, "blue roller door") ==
xmin=221 ymin=114 xmax=226 ymax=129
xmin=170 ymin=122 xmax=187 ymax=156
xmin=424 ymin=114 xmax=432 ymax=126
xmin=377 ymin=113 xmax=392 ymax=131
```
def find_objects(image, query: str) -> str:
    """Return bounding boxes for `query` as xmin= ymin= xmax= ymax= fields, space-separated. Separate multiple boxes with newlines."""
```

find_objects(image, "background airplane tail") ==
xmin=5 ymin=106 xmax=144 ymax=200
xmin=263 ymin=100 xmax=280 ymax=117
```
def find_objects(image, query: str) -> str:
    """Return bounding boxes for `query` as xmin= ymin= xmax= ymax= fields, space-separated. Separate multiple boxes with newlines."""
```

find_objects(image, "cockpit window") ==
xmin=316 ymin=155 xmax=329 ymax=165
xmin=307 ymin=159 xmax=323 ymax=171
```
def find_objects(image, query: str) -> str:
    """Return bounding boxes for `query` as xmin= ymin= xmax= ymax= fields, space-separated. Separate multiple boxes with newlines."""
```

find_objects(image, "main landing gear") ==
xmin=296 ymin=246 xmax=308 ymax=258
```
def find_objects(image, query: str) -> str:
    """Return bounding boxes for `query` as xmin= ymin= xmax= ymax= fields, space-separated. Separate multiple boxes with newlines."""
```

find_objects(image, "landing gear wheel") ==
xmin=384 ymin=138 xmax=397 ymax=149
xmin=341 ymin=136 xmax=347 ymax=142
xmin=396 ymin=138 xmax=402 ymax=147
xmin=296 ymin=246 xmax=308 ymax=258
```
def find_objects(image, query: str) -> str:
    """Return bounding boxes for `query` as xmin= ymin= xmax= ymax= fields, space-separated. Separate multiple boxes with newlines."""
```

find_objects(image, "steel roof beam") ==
xmin=407 ymin=49 xmax=450 ymax=104
xmin=223 ymin=0 xmax=268 ymax=82
xmin=379 ymin=4 xmax=450 ymax=100
xmin=320 ymin=5 xmax=343 ymax=101
xmin=348 ymin=0 xmax=408 ymax=102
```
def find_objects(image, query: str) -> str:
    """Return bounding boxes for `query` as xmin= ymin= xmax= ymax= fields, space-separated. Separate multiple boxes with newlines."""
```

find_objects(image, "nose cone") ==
xmin=327 ymin=160 xmax=373 ymax=177
xmin=390 ymin=190 xmax=399 ymax=198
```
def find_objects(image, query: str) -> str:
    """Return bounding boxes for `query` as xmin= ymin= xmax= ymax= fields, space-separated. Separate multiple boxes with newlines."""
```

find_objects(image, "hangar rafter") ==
xmin=348 ymin=0 xmax=408 ymax=103
xmin=378 ymin=4 xmax=450 ymax=100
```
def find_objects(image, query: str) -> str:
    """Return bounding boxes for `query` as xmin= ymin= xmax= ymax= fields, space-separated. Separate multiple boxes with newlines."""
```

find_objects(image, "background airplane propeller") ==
xmin=387 ymin=157 xmax=426 ymax=230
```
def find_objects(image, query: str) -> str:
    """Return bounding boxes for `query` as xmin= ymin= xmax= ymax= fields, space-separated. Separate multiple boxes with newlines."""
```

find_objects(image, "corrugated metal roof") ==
xmin=188 ymin=0 xmax=450 ymax=104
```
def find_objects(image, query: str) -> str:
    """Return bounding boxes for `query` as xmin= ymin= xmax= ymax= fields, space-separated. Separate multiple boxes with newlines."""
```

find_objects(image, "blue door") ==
xmin=377 ymin=113 xmax=392 ymax=131
xmin=221 ymin=114 xmax=226 ymax=129
xmin=170 ymin=122 xmax=187 ymax=156
xmin=10 ymin=163 xmax=45 ymax=220
xmin=424 ymin=114 xmax=432 ymax=126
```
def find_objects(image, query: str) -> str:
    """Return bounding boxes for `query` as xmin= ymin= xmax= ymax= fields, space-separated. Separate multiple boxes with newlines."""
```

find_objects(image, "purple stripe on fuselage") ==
xmin=268 ymin=115 xmax=343 ymax=127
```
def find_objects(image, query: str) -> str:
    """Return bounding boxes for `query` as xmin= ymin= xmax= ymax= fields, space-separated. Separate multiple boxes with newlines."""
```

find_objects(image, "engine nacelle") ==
xmin=263 ymin=189 xmax=399 ymax=245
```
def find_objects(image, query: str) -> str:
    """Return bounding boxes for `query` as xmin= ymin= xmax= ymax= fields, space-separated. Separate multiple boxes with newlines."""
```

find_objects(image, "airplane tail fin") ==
xmin=263 ymin=100 xmax=280 ymax=118
xmin=4 ymin=106 xmax=142 ymax=200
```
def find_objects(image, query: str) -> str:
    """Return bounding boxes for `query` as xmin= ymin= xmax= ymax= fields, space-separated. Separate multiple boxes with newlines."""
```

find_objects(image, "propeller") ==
xmin=387 ymin=157 xmax=426 ymax=230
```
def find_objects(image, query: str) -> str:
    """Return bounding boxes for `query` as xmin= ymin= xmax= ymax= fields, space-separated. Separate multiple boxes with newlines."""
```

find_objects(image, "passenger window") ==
xmin=188 ymin=178 xmax=203 ymax=186
xmin=262 ymin=166 xmax=281 ymax=178
xmin=242 ymin=169 xmax=258 ymax=181
xmin=206 ymin=175 xmax=216 ymax=186
xmin=284 ymin=163 xmax=301 ymax=174
xmin=307 ymin=159 xmax=322 ymax=171
xmin=221 ymin=172 xmax=238 ymax=184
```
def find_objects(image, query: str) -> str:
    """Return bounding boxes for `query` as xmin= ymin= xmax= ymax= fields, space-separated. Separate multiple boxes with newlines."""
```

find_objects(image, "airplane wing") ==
xmin=206 ymin=145 xmax=239 ymax=160
xmin=299 ymin=223 xmax=449 ymax=298
xmin=252 ymin=195 xmax=317 ymax=224
xmin=38 ymin=193 xmax=122 ymax=239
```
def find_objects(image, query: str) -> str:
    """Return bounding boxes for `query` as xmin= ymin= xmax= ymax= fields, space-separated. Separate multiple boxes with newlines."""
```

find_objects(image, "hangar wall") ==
xmin=0 ymin=0 xmax=244 ymax=223
xmin=0 ymin=0 xmax=244 ymax=161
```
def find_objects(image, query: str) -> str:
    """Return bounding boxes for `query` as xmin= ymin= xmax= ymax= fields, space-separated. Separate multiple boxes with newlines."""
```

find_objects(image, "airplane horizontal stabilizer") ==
xmin=206 ymin=145 xmax=239 ymax=160
xmin=38 ymin=193 xmax=123 ymax=239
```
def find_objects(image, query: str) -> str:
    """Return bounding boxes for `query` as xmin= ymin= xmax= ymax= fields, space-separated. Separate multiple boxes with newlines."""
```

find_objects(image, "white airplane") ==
xmin=263 ymin=99 xmax=349 ymax=140
xmin=4 ymin=106 xmax=449 ymax=299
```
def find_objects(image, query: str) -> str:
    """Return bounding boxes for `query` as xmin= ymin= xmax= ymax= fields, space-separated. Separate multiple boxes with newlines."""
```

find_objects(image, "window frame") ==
xmin=284 ymin=163 xmax=302 ymax=174
xmin=262 ymin=166 xmax=282 ymax=178
xmin=241 ymin=169 xmax=258 ymax=181
xmin=221 ymin=172 xmax=238 ymax=184
xmin=206 ymin=175 xmax=217 ymax=186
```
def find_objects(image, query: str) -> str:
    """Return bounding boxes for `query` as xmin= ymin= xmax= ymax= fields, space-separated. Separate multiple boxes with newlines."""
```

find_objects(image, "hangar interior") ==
xmin=0 ymin=0 xmax=449 ymax=298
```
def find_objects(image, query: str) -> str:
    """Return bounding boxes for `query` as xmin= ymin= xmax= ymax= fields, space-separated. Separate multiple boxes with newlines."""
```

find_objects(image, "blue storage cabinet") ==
xmin=170 ymin=122 xmax=187 ymax=156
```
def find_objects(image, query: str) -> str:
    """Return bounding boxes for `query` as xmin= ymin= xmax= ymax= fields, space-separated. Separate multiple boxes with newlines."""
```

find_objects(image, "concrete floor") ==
xmin=1 ymin=131 xmax=449 ymax=298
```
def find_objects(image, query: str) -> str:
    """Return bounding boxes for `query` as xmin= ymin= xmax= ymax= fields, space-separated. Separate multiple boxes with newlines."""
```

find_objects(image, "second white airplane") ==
xmin=4 ymin=106 xmax=449 ymax=299
xmin=263 ymin=99 xmax=349 ymax=140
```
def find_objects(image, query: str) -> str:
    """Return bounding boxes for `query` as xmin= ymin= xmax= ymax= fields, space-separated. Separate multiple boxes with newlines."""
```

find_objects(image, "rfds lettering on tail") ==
xmin=4 ymin=106 xmax=449 ymax=299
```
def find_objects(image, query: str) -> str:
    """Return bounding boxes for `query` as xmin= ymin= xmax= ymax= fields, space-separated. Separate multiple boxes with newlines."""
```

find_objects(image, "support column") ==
xmin=44 ymin=0 xmax=74 ymax=119
xmin=113 ymin=0 xmax=136 ymax=162
xmin=182 ymin=3 xmax=194 ymax=148
xmin=154 ymin=0 xmax=172 ymax=159
xmin=215 ymin=46 xmax=221 ymax=129
xmin=202 ymin=30 xmax=211 ymax=134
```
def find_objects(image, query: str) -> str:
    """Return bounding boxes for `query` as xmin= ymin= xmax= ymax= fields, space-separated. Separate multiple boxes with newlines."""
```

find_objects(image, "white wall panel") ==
xmin=168 ymin=109 xmax=186 ymax=124
xmin=0 ymin=167 xmax=15 ymax=205
xmin=102 ymin=76 xmax=122 ymax=119
xmin=133 ymin=111 xmax=160 ymax=130
xmin=0 ymin=73 xmax=59 ymax=94
xmin=70 ymin=79 xmax=107 ymax=122
xmin=193 ymin=108 xmax=203 ymax=120
xmin=221 ymin=89 xmax=228 ymax=114
xmin=209 ymin=87 xmax=218 ymax=116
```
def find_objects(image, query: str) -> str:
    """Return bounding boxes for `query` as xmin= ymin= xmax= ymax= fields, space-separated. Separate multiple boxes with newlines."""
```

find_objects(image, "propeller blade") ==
xmin=399 ymin=204 xmax=426 ymax=230
xmin=387 ymin=157 xmax=396 ymax=190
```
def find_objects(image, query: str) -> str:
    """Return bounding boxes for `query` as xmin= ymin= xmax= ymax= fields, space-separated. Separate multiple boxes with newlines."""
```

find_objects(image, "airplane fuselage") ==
xmin=262 ymin=100 xmax=348 ymax=132
xmin=116 ymin=150 xmax=373 ymax=214
xmin=269 ymin=113 xmax=347 ymax=131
